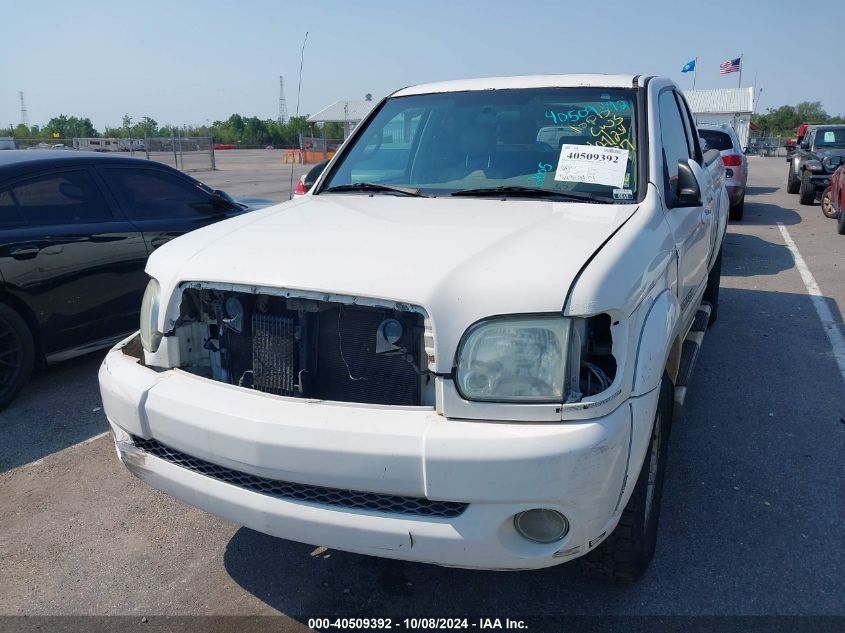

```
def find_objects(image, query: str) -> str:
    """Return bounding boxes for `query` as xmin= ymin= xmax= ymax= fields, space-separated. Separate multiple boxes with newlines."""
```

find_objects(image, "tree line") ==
xmin=1 ymin=113 xmax=345 ymax=147
xmin=4 ymin=101 xmax=842 ymax=145
xmin=752 ymin=101 xmax=844 ymax=138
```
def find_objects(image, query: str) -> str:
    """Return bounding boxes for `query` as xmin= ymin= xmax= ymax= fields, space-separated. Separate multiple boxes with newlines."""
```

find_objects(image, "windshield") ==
xmin=321 ymin=88 xmax=640 ymax=201
xmin=815 ymin=128 xmax=845 ymax=147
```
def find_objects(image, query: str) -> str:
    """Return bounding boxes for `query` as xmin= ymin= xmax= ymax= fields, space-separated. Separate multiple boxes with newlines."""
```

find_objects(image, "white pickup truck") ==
xmin=99 ymin=74 xmax=727 ymax=581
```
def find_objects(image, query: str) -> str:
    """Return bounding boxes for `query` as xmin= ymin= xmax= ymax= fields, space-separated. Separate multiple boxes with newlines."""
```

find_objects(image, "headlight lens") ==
xmin=823 ymin=156 xmax=842 ymax=172
xmin=455 ymin=316 xmax=571 ymax=402
xmin=805 ymin=159 xmax=823 ymax=172
xmin=140 ymin=278 xmax=162 ymax=353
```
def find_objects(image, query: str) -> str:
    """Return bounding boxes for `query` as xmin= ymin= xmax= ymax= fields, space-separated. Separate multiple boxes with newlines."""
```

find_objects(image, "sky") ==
xmin=1 ymin=0 xmax=841 ymax=131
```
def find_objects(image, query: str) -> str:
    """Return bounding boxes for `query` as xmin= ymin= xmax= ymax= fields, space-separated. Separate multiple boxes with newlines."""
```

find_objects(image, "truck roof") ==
xmin=392 ymin=74 xmax=642 ymax=97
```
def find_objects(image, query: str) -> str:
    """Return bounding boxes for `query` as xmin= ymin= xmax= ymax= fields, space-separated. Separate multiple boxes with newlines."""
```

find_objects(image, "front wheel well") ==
xmin=0 ymin=292 xmax=44 ymax=366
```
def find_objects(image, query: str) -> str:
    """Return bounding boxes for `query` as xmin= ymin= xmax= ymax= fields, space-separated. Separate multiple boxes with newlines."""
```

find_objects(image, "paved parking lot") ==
xmin=1 ymin=157 xmax=843 ymax=622
xmin=198 ymin=149 xmax=311 ymax=203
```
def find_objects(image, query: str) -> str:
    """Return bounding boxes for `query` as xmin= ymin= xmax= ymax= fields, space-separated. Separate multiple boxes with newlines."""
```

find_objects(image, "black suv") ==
xmin=0 ymin=151 xmax=271 ymax=409
xmin=787 ymin=125 xmax=845 ymax=205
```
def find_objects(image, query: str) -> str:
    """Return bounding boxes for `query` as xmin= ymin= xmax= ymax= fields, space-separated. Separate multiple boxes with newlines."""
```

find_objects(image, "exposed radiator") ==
xmin=251 ymin=313 xmax=297 ymax=396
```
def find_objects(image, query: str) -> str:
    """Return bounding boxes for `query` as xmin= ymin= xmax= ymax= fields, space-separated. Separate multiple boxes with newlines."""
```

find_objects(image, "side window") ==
xmin=0 ymin=189 xmax=26 ymax=228
xmin=102 ymin=168 xmax=215 ymax=220
xmin=658 ymin=91 xmax=692 ymax=201
xmin=674 ymin=92 xmax=699 ymax=162
xmin=4 ymin=170 xmax=113 ymax=226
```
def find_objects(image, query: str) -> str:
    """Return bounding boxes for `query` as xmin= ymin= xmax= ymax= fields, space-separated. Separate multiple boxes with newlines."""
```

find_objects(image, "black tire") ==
xmin=0 ymin=303 xmax=35 ymax=411
xmin=728 ymin=196 xmax=744 ymax=221
xmin=820 ymin=187 xmax=837 ymax=219
xmin=703 ymin=247 xmax=722 ymax=325
xmin=787 ymin=164 xmax=800 ymax=194
xmin=579 ymin=376 xmax=674 ymax=582
xmin=798 ymin=170 xmax=816 ymax=206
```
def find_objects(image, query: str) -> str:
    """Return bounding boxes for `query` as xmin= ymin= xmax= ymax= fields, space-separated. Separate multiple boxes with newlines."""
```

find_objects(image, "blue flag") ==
xmin=681 ymin=59 xmax=696 ymax=73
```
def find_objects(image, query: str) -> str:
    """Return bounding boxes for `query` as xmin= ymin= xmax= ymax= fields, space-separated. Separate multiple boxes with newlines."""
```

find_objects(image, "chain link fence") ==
xmin=144 ymin=137 xmax=216 ymax=171
xmin=745 ymin=136 xmax=789 ymax=157
xmin=6 ymin=136 xmax=216 ymax=171
xmin=300 ymin=136 xmax=343 ymax=163
xmin=8 ymin=138 xmax=77 ymax=150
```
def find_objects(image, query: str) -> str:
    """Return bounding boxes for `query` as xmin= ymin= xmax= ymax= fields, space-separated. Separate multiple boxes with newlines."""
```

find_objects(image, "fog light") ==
xmin=513 ymin=509 xmax=569 ymax=543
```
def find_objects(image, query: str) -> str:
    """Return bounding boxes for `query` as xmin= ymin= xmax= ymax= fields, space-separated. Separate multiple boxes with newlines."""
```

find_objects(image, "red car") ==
xmin=822 ymin=163 xmax=844 ymax=233
xmin=822 ymin=163 xmax=845 ymax=235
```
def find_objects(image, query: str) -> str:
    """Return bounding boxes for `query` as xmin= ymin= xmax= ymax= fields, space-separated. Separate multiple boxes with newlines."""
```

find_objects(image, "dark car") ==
xmin=786 ymin=125 xmax=845 ymax=205
xmin=0 ymin=150 xmax=272 ymax=409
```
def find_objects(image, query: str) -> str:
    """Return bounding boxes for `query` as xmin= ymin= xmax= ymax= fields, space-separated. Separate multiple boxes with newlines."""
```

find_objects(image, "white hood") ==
xmin=148 ymin=194 xmax=638 ymax=370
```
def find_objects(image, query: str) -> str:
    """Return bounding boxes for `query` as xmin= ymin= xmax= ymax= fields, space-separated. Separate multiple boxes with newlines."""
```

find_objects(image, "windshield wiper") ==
xmin=450 ymin=185 xmax=610 ymax=203
xmin=322 ymin=182 xmax=428 ymax=197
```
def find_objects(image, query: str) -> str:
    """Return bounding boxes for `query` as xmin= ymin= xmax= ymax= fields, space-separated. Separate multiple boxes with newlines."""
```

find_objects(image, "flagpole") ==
xmin=738 ymin=53 xmax=743 ymax=88
xmin=693 ymin=56 xmax=697 ymax=90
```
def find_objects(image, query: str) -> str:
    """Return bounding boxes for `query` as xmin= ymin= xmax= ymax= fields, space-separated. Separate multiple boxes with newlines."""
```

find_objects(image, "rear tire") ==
xmin=821 ymin=187 xmax=837 ymax=219
xmin=729 ymin=196 xmax=744 ymax=221
xmin=798 ymin=170 xmax=816 ymax=206
xmin=0 ymin=303 xmax=35 ymax=411
xmin=703 ymin=247 xmax=722 ymax=326
xmin=787 ymin=164 xmax=800 ymax=194
xmin=579 ymin=376 xmax=674 ymax=582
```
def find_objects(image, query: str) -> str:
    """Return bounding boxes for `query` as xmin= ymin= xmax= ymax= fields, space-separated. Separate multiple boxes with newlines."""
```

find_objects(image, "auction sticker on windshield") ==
xmin=554 ymin=145 xmax=629 ymax=188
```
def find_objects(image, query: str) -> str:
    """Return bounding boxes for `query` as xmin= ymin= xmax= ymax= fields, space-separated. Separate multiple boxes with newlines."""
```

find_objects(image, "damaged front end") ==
xmin=155 ymin=284 xmax=435 ymax=407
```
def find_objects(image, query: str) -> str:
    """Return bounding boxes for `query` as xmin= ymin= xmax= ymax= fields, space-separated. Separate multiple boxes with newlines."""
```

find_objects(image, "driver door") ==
xmin=657 ymin=89 xmax=713 ymax=326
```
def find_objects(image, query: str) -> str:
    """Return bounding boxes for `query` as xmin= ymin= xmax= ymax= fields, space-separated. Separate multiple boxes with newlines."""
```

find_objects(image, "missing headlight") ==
xmin=572 ymin=314 xmax=617 ymax=398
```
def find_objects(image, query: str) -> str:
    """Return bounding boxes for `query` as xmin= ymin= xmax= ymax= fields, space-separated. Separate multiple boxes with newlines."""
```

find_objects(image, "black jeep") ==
xmin=787 ymin=125 xmax=845 ymax=205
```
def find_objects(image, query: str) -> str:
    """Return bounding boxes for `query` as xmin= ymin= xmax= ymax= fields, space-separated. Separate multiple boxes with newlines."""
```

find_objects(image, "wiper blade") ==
xmin=322 ymin=182 xmax=428 ymax=197
xmin=450 ymin=185 xmax=608 ymax=202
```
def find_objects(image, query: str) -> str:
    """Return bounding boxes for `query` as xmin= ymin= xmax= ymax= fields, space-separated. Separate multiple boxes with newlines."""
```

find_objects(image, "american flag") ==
xmin=720 ymin=58 xmax=741 ymax=74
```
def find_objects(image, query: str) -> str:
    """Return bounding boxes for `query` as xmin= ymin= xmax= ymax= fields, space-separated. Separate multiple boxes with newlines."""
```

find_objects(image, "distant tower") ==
xmin=19 ymin=91 xmax=29 ymax=128
xmin=278 ymin=76 xmax=288 ymax=124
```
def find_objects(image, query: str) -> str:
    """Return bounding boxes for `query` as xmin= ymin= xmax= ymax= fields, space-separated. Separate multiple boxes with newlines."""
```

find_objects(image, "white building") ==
xmin=683 ymin=87 xmax=755 ymax=148
xmin=307 ymin=100 xmax=378 ymax=138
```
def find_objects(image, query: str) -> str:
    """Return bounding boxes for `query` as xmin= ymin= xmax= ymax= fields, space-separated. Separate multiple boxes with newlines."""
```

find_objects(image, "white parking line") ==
xmin=8 ymin=430 xmax=110 ymax=473
xmin=777 ymin=223 xmax=845 ymax=385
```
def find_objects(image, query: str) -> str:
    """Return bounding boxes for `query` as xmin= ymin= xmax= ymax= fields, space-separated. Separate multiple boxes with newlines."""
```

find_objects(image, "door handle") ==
xmin=10 ymin=246 xmax=39 ymax=260
xmin=150 ymin=237 xmax=170 ymax=249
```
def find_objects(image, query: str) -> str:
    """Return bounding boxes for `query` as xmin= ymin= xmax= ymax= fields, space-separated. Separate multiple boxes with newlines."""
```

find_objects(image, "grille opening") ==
xmin=131 ymin=435 xmax=467 ymax=518
xmin=173 ymin=288 xmax=429 ymax=406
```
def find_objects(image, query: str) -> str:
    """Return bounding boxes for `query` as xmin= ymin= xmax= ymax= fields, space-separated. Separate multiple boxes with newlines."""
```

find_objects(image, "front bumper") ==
xmin=99 ymin=334 xmax=658 ymax=570
xmin=809 ymin=173 xmax=832 ymax=188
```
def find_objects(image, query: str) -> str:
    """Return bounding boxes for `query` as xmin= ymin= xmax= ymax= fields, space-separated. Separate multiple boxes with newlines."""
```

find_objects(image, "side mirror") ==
xmin=800 ymin=141 xmax=810 ymax=150
xmin=676 ymin=159 xmax=701 ymax=207
xmin=210 ymin=189 xmax=238 ymax=211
